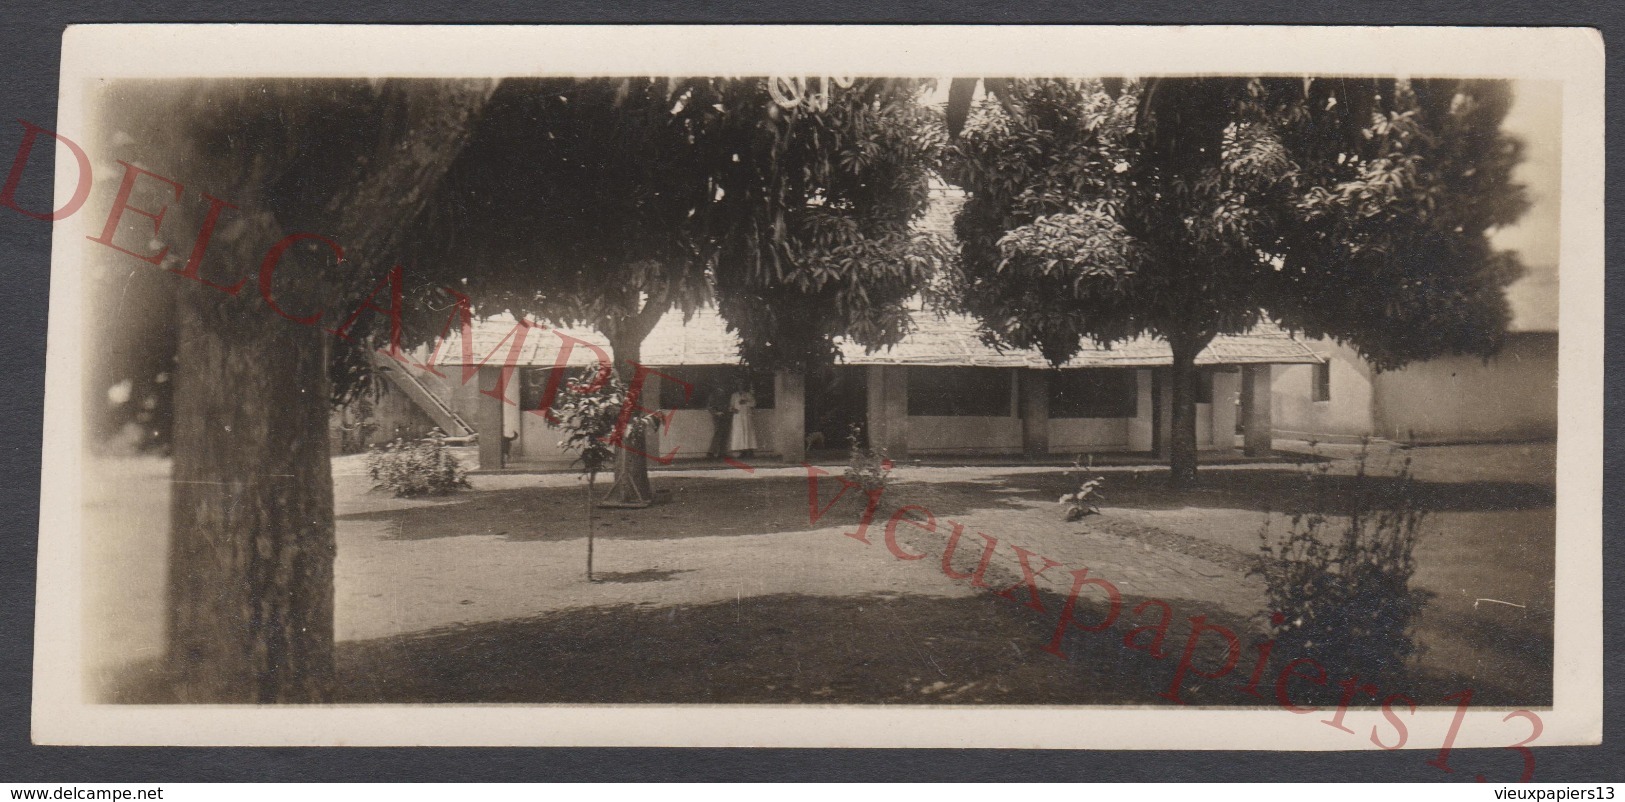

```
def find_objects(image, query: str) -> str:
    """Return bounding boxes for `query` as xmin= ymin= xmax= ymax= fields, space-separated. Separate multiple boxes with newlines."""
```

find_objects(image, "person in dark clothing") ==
xmin=705 ymin=381 xmax=733 ymax=459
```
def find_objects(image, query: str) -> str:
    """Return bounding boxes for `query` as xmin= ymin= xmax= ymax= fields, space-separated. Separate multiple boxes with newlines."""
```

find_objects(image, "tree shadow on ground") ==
xmin=338 ymin=475 xmax=868 ymax=542
xmin=103 ymin=579 xmax=1545 ymax=708
xmin=1410 ymin=597 xmax=1555 ymax=705
xmin=325 ymin=579 xmax=1542 ymax=707
xmin=109 ymin=458 xmax=1549 ymax=707
xmin=954 ymin=468 xmax=1555 ymax=516
xmin=339 ymin=461 xmax=1551 ymax=547
xmin=331 ymin=590 xmax=1256 ymax=705
xmin=592 ymin=568 xmax=693 ymax=583
xmin=337 ymin=473 xmax=1047 ymax=543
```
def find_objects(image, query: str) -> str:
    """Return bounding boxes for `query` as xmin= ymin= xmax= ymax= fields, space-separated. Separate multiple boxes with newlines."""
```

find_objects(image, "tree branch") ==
xmin=630 ymin=278 xmax=672 ymax=341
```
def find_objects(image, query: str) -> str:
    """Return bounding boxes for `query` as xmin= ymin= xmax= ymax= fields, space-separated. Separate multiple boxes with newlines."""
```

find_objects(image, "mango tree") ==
xmin=404 ymin=77 xmax=948 ymax=506
xmin=942 ymin=77 xmax=1527 ymax=487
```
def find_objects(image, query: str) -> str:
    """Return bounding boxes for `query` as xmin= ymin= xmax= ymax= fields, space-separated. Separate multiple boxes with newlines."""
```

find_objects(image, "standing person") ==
xmin=705 ymin=380 xmax=733 ymax=459
xmin=728 ymin=382 xmax=758 ymax=458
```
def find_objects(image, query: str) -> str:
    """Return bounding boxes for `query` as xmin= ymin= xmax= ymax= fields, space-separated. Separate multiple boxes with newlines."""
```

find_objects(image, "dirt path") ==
xmin=85 ymin=444 xmax=1555 ymax=706
xmin=330 ymin=445 xmax=1553 ymax=705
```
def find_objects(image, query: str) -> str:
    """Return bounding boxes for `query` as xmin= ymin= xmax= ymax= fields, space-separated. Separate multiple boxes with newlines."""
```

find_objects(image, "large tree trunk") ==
xmin=154 ymin=79 xmax=493 ymax=702
xmin=168 ymin=250 xmax=338 ymax=702
xmin=600 ymin=329 xmax=656 ymax=508
xmin=1166 ymin=333 xmax=1211 ymax=489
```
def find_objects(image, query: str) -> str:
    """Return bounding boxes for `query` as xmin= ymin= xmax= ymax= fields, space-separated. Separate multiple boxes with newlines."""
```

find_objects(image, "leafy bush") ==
xmin=1058 ymin=459 xmax=1106 ymax=521
xmin=546 ymin=369 xmax=659 ymax=482
xmin=843 ymin=428 xmax=894 ymax=494
xmin=545 ymin=368 xmax=662 ymax=581
xmin=365 ymin=433 xmax=470 ymax=497
xmin=1254 ymin=442 xmax=1432 ymax=690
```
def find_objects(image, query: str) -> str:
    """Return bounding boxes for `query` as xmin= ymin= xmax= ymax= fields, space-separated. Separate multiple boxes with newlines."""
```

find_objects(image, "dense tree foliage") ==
xmin=402 ymin=77 xmax=947 ymax=504
xmin=83 ymin=76 xmax=941 ymax=697
xmin=941 ymin=77 xmax=1527 ymax=486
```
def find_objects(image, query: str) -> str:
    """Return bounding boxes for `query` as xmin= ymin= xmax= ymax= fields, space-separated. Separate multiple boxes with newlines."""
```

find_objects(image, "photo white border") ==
xmin=32 ymin=23 xmax=1605 ymax=749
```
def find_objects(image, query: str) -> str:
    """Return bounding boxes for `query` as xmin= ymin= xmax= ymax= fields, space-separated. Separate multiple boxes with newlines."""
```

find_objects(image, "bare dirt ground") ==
xmin=84 ymin=442 xmax=1554 ymax=707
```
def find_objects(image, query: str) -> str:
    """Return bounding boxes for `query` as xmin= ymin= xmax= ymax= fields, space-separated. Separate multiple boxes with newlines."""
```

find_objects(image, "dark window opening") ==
xmin=1194 ymin=368 xmax=1214 ymax=404
xmin=657 ymin=365 xmax=775 ymax=410
xmin=907 ymin=367 xmax=1012 ymax=417
xmin=1312 ymin=361 xmax=1331 ymax=403
xmin=806 ymin=365 xmax=868 ymax=449
xmin=518 ymin=366 xmax=583 ymax=416
xmin=1049 ymin=369 xmax=1137 ymax=419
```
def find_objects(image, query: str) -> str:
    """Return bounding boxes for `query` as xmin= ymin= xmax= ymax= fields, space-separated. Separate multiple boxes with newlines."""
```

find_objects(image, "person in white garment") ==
xmin=728 ymin=383 xmax=758 ymax=457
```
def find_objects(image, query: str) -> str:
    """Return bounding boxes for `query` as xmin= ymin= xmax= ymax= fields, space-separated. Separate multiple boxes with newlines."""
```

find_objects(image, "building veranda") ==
xmin=362 ymin=308 xmax=1321 ymax=470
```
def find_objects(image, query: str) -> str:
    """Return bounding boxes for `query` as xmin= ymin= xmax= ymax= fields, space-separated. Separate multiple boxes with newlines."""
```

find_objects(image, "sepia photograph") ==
xmin=29 ymin=25 xmax=1603 ymax=751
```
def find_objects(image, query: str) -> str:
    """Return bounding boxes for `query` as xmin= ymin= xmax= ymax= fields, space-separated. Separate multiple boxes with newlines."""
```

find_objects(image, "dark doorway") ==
xmin=805 ymin=365 xmax=869 ymax=455
xmin=1150 ymin=368 xmax=1164 ymax=457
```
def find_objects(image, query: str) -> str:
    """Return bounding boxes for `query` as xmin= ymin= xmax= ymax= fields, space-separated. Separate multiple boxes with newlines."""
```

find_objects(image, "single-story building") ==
xmin=360 ymin=308 xmax=1323 ymax=470
xmin=1271 ymin=269 xmax=1559 ymax=445
xmin=1270 ymin=331 xmax=1558 ymax=445
xmin=349 ymin=181 xmax=1558 ymax=464
xmin=348 ymin=183 xmax=1330 ymax=468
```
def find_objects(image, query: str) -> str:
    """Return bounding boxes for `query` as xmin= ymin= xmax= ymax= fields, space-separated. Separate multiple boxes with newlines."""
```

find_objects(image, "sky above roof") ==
xmin=1493 ymin=80 xmax=1560 ymax=332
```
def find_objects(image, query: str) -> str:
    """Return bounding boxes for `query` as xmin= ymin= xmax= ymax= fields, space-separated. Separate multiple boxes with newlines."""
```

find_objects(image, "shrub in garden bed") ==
xmin=1058 ymin=457 xmax=1105 ymax=521
xmin=365 ymin=434 xmax=471 ymax=497
xmin=843 ymin=429 xmax=894 ymax=495
xmin=1254 ymin=443 xmax=1432 ymax=693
